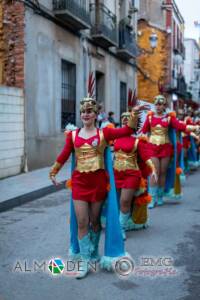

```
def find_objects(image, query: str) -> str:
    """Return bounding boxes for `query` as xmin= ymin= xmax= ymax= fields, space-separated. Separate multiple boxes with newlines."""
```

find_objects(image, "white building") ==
xmin=184 ymin=38 xmax=200 ymax=104
xmin=0 ymin=87 xmax=25 ymax=178
xmin=24 ymin=0 xmax=140 ymax=170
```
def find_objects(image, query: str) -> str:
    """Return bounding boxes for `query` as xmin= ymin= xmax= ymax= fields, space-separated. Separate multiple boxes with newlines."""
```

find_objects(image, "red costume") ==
xmin=141 ymin=112 xmax=187 ymax=158
xmin=54 ymin=126 xmax=134 ymax=202
xmin=182 ymin=116 xmax=194 ymax=150
xmin=113 ymin=136 xmax=153 ymax=189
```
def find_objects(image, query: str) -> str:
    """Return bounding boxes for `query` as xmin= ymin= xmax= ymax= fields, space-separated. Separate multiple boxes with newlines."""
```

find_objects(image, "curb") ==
xmin=0 ymin=182 xmax=66 ymax=213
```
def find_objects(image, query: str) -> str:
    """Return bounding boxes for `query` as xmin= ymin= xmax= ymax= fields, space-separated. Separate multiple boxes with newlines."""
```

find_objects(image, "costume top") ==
xmin=113 ymin=136 xmax=154 ymax=172
xmin=141 ymin=111 xmax=187 ymax=146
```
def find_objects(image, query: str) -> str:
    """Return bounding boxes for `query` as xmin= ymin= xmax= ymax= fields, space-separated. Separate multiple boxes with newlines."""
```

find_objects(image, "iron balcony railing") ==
xmin=90 ymin=2 xmax=118 ymax=46
xmin=174 ymin=40 xmax=185 ymax=59
xmin=53 ymin=0 xmax=90 ymax=26
xmin=119 ymin=24 xmax=138 ymax=57
xmin=194 ymin=59 xmax=200 ymax=69
xmin=177 ymin=76 xmax=187 ymax=98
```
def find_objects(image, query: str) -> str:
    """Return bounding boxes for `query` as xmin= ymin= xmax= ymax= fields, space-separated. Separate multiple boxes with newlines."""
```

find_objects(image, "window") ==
xmin=120 ymin=81 xmax=127 ymax=117
xmin=61 ymin=60 xmax=76 ymax=129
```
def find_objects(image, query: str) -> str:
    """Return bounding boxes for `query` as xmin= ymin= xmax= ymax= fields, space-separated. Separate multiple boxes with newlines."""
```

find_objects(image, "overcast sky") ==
xmin=175 ymin=0 xmax=200 ymax=42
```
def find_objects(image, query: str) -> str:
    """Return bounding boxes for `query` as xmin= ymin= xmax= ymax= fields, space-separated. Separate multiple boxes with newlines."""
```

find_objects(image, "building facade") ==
xmin=0 ymin=0 xmax=140 ymax=173
xmin=137 ymin=0 xmax=186 ymax=107
xmin=163 ymin=0 xmax=186 ymax=109
xmin=0 ymin=1 xmax=25 ymax=178
xmin=184 ymin=38 xmax=200 ymax=104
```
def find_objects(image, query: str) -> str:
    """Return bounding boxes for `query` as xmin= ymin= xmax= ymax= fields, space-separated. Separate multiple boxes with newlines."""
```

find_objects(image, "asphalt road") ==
xmin=0 ymin=171 xmax=200 ymax=300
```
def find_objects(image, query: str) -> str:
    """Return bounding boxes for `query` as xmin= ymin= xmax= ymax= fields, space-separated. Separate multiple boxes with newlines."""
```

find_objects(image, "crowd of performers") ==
xmin=49 ymin=76 xmax=200 ymax=279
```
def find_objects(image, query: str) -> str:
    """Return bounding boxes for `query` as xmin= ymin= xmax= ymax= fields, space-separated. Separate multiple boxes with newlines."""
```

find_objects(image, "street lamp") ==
xmin=139 ymin=31 xmax=158 ymax=54
xmin=149 ymin=32 xmax=158 ymax=49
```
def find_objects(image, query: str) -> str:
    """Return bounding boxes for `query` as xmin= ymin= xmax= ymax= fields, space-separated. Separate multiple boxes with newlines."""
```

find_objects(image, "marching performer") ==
xmin=141 ymin=95 xmax=200 ymax=208
xmin=113 ymin=89 xmax=157 ymax=239
xmin=49 ymin=73 xmax=139 ymax=279
xmin=183 ymin=107 xmax=199 ymax=170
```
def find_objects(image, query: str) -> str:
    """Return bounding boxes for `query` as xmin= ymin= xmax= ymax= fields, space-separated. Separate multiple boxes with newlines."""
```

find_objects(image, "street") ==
xmin=0 ymin=171 xmax=200 ymax=300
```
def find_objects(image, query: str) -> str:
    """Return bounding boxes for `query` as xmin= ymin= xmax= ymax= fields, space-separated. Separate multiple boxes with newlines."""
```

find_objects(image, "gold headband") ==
xmin=121 ymin=112 xmax=131 ymax=119
xmin=80 ymin=97 xmax=98 ymax=113
xmin=154 ymin=95 xmax=167 ymax=105
xmin=121 ymin=112 xmax=131 ymax=123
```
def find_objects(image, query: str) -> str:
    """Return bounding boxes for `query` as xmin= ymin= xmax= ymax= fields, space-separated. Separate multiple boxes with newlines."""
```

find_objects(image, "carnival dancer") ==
xmin=194 ymin=110 xmax=200 ymax=165
xmin=49 ymin=73 xmax=143 ymax=279
xmin=141 ymin=95 xmax=200 ymax=208
xmin=176 ymin=108 xmax=186 ymax=186
xmin=113 ymin=89 xmax=157 ymax=239
xmin=183 ymin=107 xmax=196 ymax=170
xmin=183 ymin=107 xmax=200 ymax=170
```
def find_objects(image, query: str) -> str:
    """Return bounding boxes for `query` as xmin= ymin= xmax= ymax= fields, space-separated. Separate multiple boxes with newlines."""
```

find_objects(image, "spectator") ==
xmin=108 ymin=111 xmax=115 ymax=124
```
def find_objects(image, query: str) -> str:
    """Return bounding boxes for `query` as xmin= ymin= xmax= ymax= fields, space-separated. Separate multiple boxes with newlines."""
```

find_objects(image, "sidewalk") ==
xmin=0 ymin=162 xmax=71 ymax=212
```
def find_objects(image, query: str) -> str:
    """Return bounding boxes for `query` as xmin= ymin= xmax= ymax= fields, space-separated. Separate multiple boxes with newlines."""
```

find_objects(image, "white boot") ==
xmin=148 ymin=186 xmax=158 ymax=209
xmin=76 ymin=233 xmax=93 ymax=279
xmin=119 ymin=211 xmax=130 ymax=240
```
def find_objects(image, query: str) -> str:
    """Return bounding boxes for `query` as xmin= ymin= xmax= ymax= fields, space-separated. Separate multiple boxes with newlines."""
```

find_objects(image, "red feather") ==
xmin=88 ymin=72 xmax=92 ymax=95
xmin=128 ymin=88 xmax=133 ymax=107
xmin=132 ymin=88 xmax=137 ymax=107
xmin=90 ymin=77 xmax=95 ymax=97
xmin=88 ymin=72 xmax=95 ymax=97
xmin=158 ymin=80 xmax=164 ymax=94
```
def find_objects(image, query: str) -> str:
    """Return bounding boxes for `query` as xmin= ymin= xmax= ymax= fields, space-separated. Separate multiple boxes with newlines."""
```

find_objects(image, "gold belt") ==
xmin=150 ymin=126 xmax=170 ymax=145
xmin=114 ymin=152 xmax=139 ymax=171
xmin=149 ymin=135 xmax=170 ymax=145
xmin=76 ymin=154 xmax=105 ymax=173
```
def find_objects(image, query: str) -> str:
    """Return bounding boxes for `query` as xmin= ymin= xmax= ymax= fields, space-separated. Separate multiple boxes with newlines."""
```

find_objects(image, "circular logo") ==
xmin=48 ymin=258 xmax=65 ymax=275
xmin=114 ymin=256 xmax=134 ymax=277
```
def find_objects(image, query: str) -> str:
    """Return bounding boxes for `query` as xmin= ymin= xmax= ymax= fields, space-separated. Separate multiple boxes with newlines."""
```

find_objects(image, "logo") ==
xmin=114 ymin=256 xmax=134 ymax=277
xmin=92 ymin=138 xmax=98 ymax=147
xmin=48 ymin=258 xmax=65 ymax=275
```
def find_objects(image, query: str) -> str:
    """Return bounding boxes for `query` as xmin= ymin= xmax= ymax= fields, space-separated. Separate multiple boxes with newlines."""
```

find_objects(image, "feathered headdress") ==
xmin=121 ymin=88 xmax=142 ymax=132
xmin=80 ymin=72 xmax=98 ymax=113
xmin=158 ymin=80 xmax=165 ymax=95
xmin=88 ymin=71 xmax=95 ymax=98
xmin=128 ymin=88 xmax=138 ymax=112
xmin=154 ymin=81 xmax=167 ymax=105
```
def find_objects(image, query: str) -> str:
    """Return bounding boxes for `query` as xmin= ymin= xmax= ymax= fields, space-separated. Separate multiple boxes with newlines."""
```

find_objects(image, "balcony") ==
xmin=117 ymin=25 xmax=138 ymax=60
xmin=166 ymin=74 xmax=187 ymax=99
xmin=90 ymin=3 xmax=118 ymax=48
xmin=176 ymin=76 xmax=187 ymax=98
xmin=194 ymin=59 xmax=200 ymax=69
xmin=173 ymin=41 xmax=185 ymax=59
xmin=53 ymin=0 xmax=91 ymax=31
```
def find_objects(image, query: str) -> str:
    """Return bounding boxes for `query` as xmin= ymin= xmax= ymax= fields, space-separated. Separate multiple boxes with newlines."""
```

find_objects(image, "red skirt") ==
xmin=183 ymin=137 xmax=190 ymax=150
xmin=114 ymin=169 xmax=141 ymax=189
xmin=72 ymin=169 xmax=108 ymax=202
xmin=177 ymin=142 xmax=183 ymax=156
xmin=148 ymin=143 xmax=173 ymax=158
